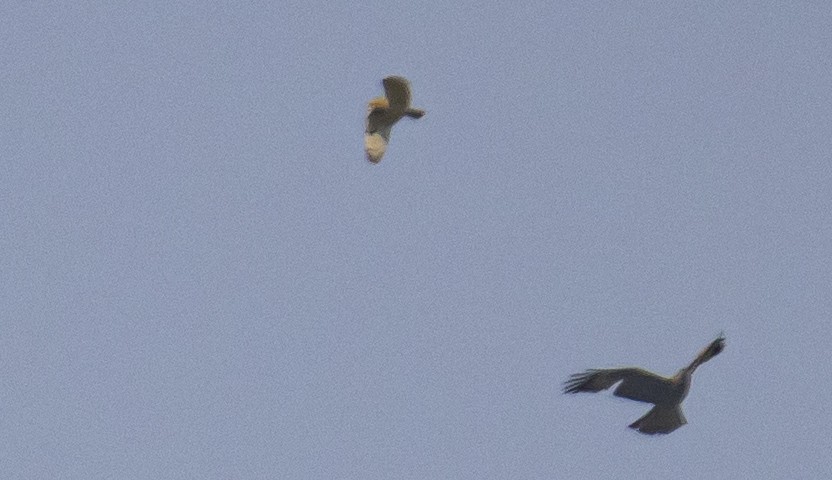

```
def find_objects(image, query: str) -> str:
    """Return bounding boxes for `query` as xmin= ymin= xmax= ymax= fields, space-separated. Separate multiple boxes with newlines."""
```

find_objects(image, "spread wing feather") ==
xmin=563 ymin=368 xmax=673 ymax=404
xmin=382 ymin=76 xmax=412 ymax=115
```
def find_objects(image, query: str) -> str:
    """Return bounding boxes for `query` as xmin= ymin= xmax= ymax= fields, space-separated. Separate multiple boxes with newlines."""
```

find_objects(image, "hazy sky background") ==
xmin=2 ymin=2 xmax=831 ymax=478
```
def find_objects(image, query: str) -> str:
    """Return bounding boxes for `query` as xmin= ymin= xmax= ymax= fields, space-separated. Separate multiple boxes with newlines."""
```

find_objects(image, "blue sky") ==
xmin=2 ymin=2 xmax=831 ymax=478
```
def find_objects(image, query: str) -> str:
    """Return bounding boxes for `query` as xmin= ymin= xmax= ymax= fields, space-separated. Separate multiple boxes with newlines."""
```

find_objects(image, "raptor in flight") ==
xmin=564 ymin=335 xmax=725 ymax=434
xmin=364 ymin=76 xmax=425 ymax=164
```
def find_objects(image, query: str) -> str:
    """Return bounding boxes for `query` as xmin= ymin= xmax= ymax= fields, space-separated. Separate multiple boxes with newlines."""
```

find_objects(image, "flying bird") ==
xmin=564 ymin=335 xmax=725 ymax=434
xmin=365 ymin=76 xmax=425 ymax=163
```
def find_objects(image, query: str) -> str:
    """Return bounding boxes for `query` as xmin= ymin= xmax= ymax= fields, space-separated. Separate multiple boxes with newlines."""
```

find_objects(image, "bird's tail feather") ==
xmin=628 ymin=405 xmax=687 ymax=435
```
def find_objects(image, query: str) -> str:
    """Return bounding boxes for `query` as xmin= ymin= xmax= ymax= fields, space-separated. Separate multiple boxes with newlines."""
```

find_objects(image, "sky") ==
xmin=2 ymin=1 xmax=831 ymax=478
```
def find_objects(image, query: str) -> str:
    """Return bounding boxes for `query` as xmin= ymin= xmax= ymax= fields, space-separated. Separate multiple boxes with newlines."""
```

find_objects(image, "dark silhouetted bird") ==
xmin=564 ymin=335 xmax=725 ymax=434
xmin=365 ymin=76 xmax=425 ymax=163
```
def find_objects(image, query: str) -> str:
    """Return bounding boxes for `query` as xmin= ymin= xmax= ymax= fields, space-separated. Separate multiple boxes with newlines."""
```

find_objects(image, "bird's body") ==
xmin=365 ymin=76 xmax=424 ymax=163
xmin=564 ymin=335 xmax=725 ymax=434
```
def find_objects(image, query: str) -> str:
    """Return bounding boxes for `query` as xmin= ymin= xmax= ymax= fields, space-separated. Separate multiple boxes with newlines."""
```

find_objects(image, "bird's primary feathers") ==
xmin=563 ymin=335 xmax=725 ymax=434
xmin=364 ymin=76 xmax=425 ymax=164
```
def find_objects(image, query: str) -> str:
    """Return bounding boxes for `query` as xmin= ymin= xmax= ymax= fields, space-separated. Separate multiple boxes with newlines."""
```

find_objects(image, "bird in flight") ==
xmin=563 ymin=334 xmax=725 ymax=434
xmin=365 ymin=76 xmax=425 ymax=164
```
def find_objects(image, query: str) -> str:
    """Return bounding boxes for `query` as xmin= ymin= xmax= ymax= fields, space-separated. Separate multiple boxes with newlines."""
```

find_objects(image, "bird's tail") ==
xmin=628 ymin=405 xmax=687 ymax=435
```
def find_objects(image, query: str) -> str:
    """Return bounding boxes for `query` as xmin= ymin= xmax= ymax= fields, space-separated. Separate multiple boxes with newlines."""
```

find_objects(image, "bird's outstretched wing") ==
xmin=563 ymin=368 xmax=674 ymax=404
xmin=695 ymin=334 xmax=725 ymax=365
xmin=382 ymin=76 xmax=412 ymax=116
